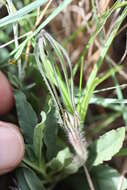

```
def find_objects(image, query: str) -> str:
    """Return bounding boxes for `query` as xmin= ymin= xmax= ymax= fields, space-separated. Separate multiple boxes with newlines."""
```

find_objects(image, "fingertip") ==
xmin=0 ymin=121 xmax=25 ymax=175
xmin=0 ymin=71 xmax=14 ymax=115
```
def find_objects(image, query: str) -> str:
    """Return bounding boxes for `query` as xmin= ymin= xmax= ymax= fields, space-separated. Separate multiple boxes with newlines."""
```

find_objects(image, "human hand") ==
xmin=0 ymin=71 xmax=25 ymax=175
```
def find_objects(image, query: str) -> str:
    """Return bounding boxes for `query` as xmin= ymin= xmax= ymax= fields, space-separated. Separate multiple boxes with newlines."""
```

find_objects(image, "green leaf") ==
xmin=78 ymin=5 xmax=127 ymax=121
xmin=11 ymin=0 xmax=73 ymax=60
xmin=44 ymin=105 xmax=61 ymax=160
xmin=116 ymin=148 xmax=127 ymax=157
xmin=25 ymin=145 xmax=37 ymax=163
xmin=92 ymin=165 xmax=127 ymax=190
xmin=14 ymin=90 xmax=38 ymax=144
xmin=47 ymin=148 xmax=73 ymax=172
xmin=33 ymin=111 xmax=46 ymax=163
xmin=0 ymin=0 xmax=48 ymax=27
xmin=16 ymin=167 xmax=45 ymax=190
xmin=35 ymin=31 xmax=74 ymax=113
xmin=23 ymin=145 xmax=45 ymax=176
xmin=62 ymin=169 xmax=89 ymax=190
xmin=0 ymin=48 xmax=9 ymax=64
xmin=91 ymin=96 xmax=127 ymax=105
xmin=63 ymin=164 xmax=127 ymax=190
xmin=88 ymin=127 xmax=125 ymax=166
xmin=64 ymin=156 xmax=82 ymax=175
xmin=90 ymin=95 xmax=125 ymax=112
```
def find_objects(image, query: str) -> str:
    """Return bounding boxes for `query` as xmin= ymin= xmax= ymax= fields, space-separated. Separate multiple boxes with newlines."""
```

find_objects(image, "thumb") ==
xmin=0 ymin=121 xmax=25 ymax=175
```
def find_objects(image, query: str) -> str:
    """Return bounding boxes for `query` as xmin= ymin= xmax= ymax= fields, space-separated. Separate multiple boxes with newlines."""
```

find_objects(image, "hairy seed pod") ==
xmin=64 ymin=111 xmax=88 ymax=164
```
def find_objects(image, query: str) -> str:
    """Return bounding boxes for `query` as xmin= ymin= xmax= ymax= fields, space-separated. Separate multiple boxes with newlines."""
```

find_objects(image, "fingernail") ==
xmin=0 ymin=121 xmax=25 ymax=175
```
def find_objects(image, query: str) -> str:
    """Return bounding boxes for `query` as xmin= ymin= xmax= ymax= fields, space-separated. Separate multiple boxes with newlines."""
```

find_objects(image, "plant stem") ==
xmin=23 ymin=158 xmax=50 ymax=181
xmin=117 ymin=158 xmax=127 ymax=190
xmin=6 ymin=0 xmax=22 ymax=79
xmin=117 ymin=174 xmax=125 ymax=190
xmin=83 ymin=165 xmax=95 ymax=190
xmin=25 ymin=0 xmax=53 ymax=65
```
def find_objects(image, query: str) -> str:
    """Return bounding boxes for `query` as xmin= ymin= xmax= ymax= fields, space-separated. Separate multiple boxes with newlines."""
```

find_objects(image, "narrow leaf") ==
xmin=33 ymin=111 xmax=46 ymax=163
xmin=0 ymin=0 xmax=48 ymax=27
